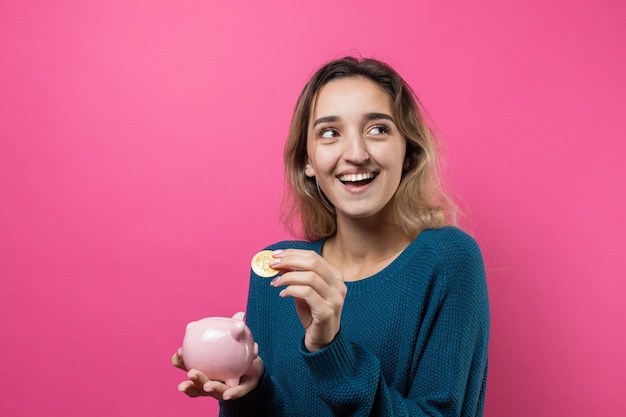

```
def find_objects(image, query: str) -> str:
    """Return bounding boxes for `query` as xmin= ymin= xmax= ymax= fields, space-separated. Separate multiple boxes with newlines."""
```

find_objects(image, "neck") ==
xmin=323 ymin=215 xmax=412 ymax=281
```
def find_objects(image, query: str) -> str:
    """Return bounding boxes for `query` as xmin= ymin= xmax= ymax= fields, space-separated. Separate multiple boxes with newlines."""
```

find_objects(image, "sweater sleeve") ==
xmin=302 ymin=232 xmax=490 ymax=416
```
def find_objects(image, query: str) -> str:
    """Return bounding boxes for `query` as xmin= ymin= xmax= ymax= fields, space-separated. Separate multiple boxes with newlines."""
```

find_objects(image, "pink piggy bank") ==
xmin=181 ymin=312 xmax=258 ymax=387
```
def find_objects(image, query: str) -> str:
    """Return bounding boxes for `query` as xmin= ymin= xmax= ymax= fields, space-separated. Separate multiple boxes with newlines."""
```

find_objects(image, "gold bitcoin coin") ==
xmin=251 ymin=250 xmax=279 ymax=278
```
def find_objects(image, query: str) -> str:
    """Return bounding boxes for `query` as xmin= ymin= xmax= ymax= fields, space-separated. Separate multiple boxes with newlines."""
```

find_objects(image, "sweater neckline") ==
xmin=312 ymin=229 xmax=433 ymax=295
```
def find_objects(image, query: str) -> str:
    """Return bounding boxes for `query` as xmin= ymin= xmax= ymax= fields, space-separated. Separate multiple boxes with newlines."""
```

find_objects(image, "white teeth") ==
xmin=338 ymin=172 xmax=375 ymax=182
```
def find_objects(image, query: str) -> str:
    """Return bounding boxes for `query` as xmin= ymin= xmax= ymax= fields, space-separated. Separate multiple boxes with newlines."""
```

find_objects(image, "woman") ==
xmin=173 ymin=56 xmax=490 ymax=416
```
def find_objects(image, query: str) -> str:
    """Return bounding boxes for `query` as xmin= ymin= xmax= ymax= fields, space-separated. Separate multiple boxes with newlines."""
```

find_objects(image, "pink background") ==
xmin=1 ymin=0 xmax=624 ymax=416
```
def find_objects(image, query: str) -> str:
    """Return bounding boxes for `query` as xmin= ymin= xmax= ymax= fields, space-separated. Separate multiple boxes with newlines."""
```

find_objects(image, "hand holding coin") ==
xmin=251 ymin=250 xmax=279 ymax=278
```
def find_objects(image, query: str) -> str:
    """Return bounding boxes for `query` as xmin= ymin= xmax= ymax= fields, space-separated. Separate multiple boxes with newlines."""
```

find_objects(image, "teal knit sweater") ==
xmin=220 ymin=227 xmax=489 ymax=416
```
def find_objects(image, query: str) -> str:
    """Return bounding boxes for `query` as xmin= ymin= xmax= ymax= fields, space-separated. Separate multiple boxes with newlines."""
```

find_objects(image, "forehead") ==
xmin=311 ymin=76 xmax=394 ymax=119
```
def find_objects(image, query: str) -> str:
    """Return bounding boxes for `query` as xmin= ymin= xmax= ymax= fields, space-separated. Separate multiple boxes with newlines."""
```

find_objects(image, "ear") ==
xmin=304 ymin=160 xmax=315 ymax=177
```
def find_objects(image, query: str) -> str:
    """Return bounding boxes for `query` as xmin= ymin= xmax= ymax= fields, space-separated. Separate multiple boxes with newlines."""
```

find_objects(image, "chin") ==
xmin=338 ymin=207 xmax=388 ymax=220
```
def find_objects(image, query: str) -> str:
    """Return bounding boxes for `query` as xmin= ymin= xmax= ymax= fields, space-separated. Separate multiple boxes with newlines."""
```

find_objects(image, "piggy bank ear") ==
xmin=232 ymin=312 xmax=246 ymax=321
xmin=185 ymin=321 xmax=196 ymax=332
xmin=229 ymin=320 xmax=246 ymax=341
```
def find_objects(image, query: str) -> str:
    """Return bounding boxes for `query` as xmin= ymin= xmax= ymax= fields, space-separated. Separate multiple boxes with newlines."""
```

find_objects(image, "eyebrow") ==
xmin=313 ymin=116 xmax=339 ymax=126
xmin=365 ymin=112 xmax=395 ymax=123
xmin=313 ymin=113 xmax=395 ymax=127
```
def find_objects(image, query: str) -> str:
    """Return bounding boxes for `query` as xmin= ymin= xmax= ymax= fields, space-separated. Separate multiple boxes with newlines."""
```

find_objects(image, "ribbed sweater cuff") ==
xmin=301 ymin=330 xmax=357 ymax=386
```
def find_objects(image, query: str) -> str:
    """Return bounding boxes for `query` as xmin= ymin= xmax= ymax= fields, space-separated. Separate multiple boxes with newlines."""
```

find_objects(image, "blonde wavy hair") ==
xmin=281 ymin=57 xmax=457 ymax=241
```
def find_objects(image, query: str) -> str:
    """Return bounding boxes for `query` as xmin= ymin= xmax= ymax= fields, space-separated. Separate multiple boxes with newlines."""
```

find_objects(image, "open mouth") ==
xmin=338 ymin=172 xmax=377 ymax=186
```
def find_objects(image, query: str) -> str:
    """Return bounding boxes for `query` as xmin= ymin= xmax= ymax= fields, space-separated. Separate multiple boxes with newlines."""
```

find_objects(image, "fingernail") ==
xmin=270 ymin=276 xmax=280 ymax=286
xmin=268 ymin=258 xmax=280 ymax=266
xmin=271 ymin=249 xmax=284 ymax=256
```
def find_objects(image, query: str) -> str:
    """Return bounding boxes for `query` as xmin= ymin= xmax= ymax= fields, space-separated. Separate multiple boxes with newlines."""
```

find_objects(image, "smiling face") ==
xmin=304 ymin=76 xmax=407 ymax=223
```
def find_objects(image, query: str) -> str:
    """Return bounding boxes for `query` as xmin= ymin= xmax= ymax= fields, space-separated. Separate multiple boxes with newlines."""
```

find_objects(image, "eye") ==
xmin=368 ymin=124 xmax=390 ymax=135
xmin=319 ymin=128 xmax=339 ymax=139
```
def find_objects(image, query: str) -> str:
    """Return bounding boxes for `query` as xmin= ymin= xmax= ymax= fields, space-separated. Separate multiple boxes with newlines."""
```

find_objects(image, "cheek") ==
xmin=372 ymin=143 xmax=406 ymax=172
xmin=307 ymin=147 xmax=335 ymax=174
xmin=385 ymin=155 xmax=407 ymax=187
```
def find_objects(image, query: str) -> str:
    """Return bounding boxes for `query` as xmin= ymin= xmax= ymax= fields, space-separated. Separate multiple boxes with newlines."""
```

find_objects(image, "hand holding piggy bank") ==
xmin=181 ymin=312 xmax=258 ymax=387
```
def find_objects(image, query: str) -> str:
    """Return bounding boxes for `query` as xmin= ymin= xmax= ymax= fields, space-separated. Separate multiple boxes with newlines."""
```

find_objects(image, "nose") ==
xmin=343 ymin=133 xmax=370 ymax=164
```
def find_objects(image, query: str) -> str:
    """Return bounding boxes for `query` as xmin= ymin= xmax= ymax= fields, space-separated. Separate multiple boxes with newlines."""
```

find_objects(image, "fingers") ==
xmin=177 ymin=369 xmax=230 ymax=399
xmin=221 ymin=357 xmax=265 ymax=400
xmin=187 ymin=369 xmax=210 ymax=393
xmin=220 ymin=382 xmax=250 ymax=401
xmin=171 ymin=347 xmax=186 ymax=371
xmin=177 ymin=380 xmax=205 ymax=398
xmin=271 ymin=249 xmax=342 ymax=281
xmin=269 ymin=249 xmax=346 ymax=297
xmin=177 ymin=379 xmax=228 ymax=399
xmin=268 ymin=249 xmax=347 ymax=313
xmin=202 ymin=379 xmax=230 ymax=399
xmin=177 ymin=357 xmax=265 ymax=400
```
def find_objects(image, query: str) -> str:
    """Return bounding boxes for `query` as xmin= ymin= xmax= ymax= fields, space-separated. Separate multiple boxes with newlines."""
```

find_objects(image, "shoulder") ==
xmin=415 ymin=227 xmax=485 ymax=282
xmin=417 ymin=226 xmax=482 ymax=259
